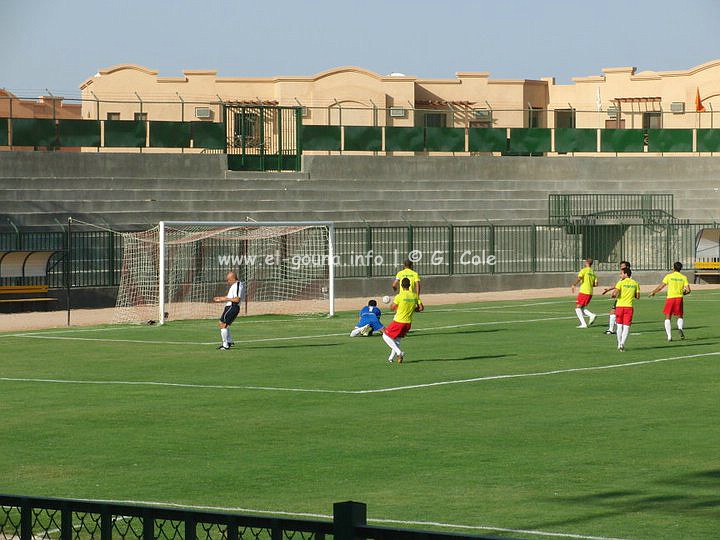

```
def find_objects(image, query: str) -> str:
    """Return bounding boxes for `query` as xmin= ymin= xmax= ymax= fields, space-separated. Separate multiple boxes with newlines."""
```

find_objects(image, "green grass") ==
xmin=1 ymin=292 xmax=719 ymax=539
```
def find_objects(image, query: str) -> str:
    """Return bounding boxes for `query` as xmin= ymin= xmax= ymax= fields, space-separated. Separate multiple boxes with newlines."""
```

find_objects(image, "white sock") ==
xmin=583 ymin=308 xmax=595 ymax=318
xmin=220 ymin=327 xmax=229 ymax=347
xmin=621 ymin=325 xmax=630 ymax=346
xmin=575 ymin=307 xmax=586 ymax=326
xmin=350 ymin=327 xmax=361 ymax=337
xmin=677 ymin=317 xmax=684 ymax=330
xmin=616 ymin=324 xmax=624 ymax=346
xmin=664 ymin=319 xmax=672 ymax=339
xmin=226 ymin=328 xmax=233 ymax=343
xmin=382 ymin=333 xmax=402 ymax=356
xmin=608 ymin=314 xmax=616 ymax=331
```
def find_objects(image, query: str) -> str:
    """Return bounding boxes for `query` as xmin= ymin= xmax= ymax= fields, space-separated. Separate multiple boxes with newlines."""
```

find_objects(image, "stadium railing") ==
xmin=0 ymin=223 xmax=717 ymax=289
xmin=0 ymin=495 xmax=519 ymax=540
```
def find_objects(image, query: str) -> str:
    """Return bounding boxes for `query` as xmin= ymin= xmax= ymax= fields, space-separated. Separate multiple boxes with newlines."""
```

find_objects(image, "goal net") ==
xmin=114 ymin=221 xmax=334 ymax=324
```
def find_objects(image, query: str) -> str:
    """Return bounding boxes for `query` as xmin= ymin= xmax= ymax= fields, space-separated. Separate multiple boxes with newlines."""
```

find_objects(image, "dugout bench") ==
xmin=0 ymin=251 xmax=62 ymax=307
xmin=693 ymin=260 xmax=720 ymax=284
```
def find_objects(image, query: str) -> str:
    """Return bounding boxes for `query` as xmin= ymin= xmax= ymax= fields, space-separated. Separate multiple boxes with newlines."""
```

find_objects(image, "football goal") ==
xmin=114 ymin=221 xmax=335 ymax=324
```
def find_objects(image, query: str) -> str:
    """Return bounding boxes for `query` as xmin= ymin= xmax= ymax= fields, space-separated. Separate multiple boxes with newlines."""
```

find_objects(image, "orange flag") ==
xmin=696 ymin=87 xmax=706 ymax=112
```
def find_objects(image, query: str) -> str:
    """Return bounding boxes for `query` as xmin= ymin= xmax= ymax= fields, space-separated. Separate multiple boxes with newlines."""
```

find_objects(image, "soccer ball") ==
xmin=382 ymin=295 xmax=391 ymax=304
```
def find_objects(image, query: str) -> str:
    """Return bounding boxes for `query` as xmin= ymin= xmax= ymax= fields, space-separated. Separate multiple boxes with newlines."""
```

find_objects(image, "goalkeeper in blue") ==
xmin=350 ymin=299 xmax=384 ymax=337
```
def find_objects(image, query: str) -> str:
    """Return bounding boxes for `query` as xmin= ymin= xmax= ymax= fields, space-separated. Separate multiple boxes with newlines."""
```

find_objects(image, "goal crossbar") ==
xmin=157 ymin=220 xmax=335 ymax=324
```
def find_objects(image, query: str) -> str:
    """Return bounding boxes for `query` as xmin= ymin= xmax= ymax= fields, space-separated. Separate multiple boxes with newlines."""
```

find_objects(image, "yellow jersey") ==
xmin=395 ymin=268 xmax=420 ymax=293
xmin=577 ymin=266 xmax=597 ymax=295
xmin=662 ymin=271 xmax=688 ymax=299
xmin=393 ymin=289 xmax=420 ymax=323
xmin=615 ymin=278 xmax=640 ymax=308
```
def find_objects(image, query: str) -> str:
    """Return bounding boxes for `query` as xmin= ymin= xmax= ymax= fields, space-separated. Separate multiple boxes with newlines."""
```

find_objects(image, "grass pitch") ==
xmin=1 ymin=292 xmax=719 ymax=540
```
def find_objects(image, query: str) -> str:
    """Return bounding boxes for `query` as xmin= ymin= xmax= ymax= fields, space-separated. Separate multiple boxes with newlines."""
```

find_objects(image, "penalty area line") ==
xmin=67 ymin=497 xmax=627 ymax=540
xmin=0 ymin=351 xmax=717 ymax=396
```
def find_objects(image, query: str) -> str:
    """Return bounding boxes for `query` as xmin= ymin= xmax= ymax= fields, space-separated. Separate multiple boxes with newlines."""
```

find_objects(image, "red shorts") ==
xmin=576 ymin=293 xmax=592 ymax=307
xmin=384 ymin=321 xmax=412 ymax=339
xmin=615 ymin=307 xmax=634 ymax=326
xmin=663 ymin=297 xmax=684 ymax=317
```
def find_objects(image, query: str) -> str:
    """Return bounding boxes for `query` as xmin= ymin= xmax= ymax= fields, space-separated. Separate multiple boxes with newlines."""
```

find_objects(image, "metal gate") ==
xmin=224 ymin=105 xmax=301 ymax=171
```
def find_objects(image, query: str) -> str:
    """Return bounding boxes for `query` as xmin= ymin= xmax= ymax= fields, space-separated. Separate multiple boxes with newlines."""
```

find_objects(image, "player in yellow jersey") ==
xmin=382 ymin=277 xmax=423 ymax=363
xmin=392 ymin=259 xmax=421 ymax=296
xmin=612 ymin=267 xmax=640 ymax=352
xmin=649 ymin=262 xmax=691 ymax=341
xmin=601 ymin=260 xmax=630 ymax=335
xmin=571 ymin=258 xmax=598 ymax=328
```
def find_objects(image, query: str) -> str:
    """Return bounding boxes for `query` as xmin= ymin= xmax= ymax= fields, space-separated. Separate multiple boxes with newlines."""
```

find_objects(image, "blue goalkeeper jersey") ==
xmin=358 ymin=306 xmax=382 ymax=327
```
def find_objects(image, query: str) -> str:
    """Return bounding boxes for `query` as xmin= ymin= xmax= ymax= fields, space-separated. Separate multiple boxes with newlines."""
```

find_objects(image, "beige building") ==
xmin=79 ymin=60 xmax=720 ymax=129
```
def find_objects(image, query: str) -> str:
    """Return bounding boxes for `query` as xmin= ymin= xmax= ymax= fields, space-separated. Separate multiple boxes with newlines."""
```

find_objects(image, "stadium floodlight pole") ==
xmin=158 ymin=221 xmax=166 ymax=325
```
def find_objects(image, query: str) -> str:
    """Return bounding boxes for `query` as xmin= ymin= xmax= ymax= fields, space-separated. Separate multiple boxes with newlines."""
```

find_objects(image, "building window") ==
xmin=423 ymin=113 xmax=447 ymax=128
xmin=134 ymin=112 xmax=148 ymax=122
xmin=470 ymin=109 xmax=492 ymax=128
xmin=555 ymin=109 xmax=575 ymax=128
xmin=642 ymin=112 xmax=662 ymax=130
xmin=106 ymin=112 xmax=120 ymax=121
xmin=528 ymin=108 xmax=544 ymax=128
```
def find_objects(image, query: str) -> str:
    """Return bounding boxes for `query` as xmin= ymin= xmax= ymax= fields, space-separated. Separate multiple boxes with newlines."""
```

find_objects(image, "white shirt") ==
xmin=226 ymin=281 xmax=243 ymax=306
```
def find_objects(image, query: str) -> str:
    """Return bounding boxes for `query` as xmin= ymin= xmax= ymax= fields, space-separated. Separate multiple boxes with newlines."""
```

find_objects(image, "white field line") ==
xmin=1 ymin=314 xmax=583 ymax=345
xmin=65 ymin=497 xmax=627 ymax=540
xmin=0 ymin=351 xmax=716 ymax=396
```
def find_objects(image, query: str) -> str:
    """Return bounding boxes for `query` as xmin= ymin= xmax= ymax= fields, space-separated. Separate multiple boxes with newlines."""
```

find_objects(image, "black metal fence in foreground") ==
xmin=0 ymin=495 xmax=519 ymax=540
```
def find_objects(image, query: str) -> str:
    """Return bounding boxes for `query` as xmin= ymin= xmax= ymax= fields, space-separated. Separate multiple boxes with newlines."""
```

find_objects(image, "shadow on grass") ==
xmin=524 ymin=470 xmax=720 ymax=529
xmin=407 ymin=353 xmax=515 ymax=364
xmin=628 ymin=339 xmax=720 ymax=352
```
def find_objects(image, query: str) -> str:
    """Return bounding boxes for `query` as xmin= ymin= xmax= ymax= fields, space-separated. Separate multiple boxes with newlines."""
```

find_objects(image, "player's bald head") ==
xmin=226 ymin=271 xmax=238 ymax=282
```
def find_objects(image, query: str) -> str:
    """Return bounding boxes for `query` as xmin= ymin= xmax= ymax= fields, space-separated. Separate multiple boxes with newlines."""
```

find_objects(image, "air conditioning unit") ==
xmin=195 ymin=107 xmax=213 ymax=119
xmin=606 ymin=105 xmax=618 ymax=119
xmin=301 ymin=106 xmax=310 ymax=118
xmin=389 ymin=107 xmax=406 ymax=118
xmin=473 ymin=109 xmax=492 ymax=121
xmin=670 ymin=102 xmax=685 ymax=114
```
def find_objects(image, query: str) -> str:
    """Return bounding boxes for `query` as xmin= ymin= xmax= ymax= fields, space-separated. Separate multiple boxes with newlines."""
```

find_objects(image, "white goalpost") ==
xmin=114 ymin=221 xmax=335 ymax=325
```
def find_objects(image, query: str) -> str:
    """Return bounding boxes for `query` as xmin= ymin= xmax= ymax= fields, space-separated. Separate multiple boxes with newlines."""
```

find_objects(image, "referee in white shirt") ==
xmin=213 ymin=271 xmax=243 ymax=350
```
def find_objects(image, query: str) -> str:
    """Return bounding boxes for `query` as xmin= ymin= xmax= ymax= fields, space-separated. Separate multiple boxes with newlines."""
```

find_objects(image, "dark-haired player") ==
xmin=649 ymin=261 xmax=691 ymax=341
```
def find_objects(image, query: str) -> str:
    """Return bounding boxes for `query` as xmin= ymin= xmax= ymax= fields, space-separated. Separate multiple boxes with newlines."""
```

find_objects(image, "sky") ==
xmin=2 ymin=0 xmax=719 ymax=99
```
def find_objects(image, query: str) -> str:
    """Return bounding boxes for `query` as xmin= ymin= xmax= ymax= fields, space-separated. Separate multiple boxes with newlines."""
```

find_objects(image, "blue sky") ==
xmin=2 ymin=0 xmax=719 ymax=98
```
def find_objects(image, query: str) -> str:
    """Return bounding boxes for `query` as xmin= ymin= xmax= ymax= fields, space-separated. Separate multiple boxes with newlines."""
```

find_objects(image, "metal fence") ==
xmin=0 ymin=495 xmax=514 ymax=540
xmin=0 ymin=223 xmax=714 ymax=289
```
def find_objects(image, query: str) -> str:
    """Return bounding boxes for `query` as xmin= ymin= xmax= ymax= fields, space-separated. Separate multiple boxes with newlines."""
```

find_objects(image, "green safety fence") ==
xmin=696 ymin=129 xmax=720 ymax=152
xmin=468 ymin=128 xmax=507 ymax=152
xmin=385 ymin=127 xmax=424 ymax=151
xmin=191 ymin=121 xmax=226 ymax=149
xmin=227 ymin=154 xmax=298 ymax=171
xmin=601 ymin=129 xmax=645 ymax=152
xmin=343 ymin=126 xmax=382 ymax=151
xmin=57 ymin=119 xmax=101 ymax=147
xmin=0 ymin=118 xmax=8 ymax=146
xmin=11 ymin=118 xmax=57 ymax=147
xmin=1 ymin=223 xmax=714 ymax=287
xmin=104 ymin=120 xmax=147 ymax=147
xmin=648 ymin=129 xmax=693 ymax=152
xmin=508 ymin=128 xmax=551 ymax=154
xmin=301 ymin=125 xmax=341 ymax=151
xmin=149 ymin=121 xmax=191 ymax=148
xmin=425 ymin=127 xmax=465 ymax=152
xmin=555 ymin=128 xmax=597 ymax=153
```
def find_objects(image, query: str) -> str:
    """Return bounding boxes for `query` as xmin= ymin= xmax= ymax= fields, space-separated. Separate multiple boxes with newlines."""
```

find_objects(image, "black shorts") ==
xmin=219 ymin=304 xmax=240 ymax=325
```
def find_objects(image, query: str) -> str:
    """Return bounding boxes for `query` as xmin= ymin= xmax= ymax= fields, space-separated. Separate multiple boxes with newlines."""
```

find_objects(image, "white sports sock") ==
xmin=582 ymin=308 xmax=595 ymax=318
xmin=677 ymin=317 xmax=684 ymax=330
xmin=220 ymin=327 xmax=229 ymax=347
xmin=608 ymin=314 xmax=616 ymax=331
xmin=616 ymin=324 xmax=624 ymax=346
xmin=226 ymin=328 xmax=233 ymax=343
xmin=575 ymin=307 xmax=586 ymax=326
xmin=664 ymin=319 xmax=672 ymax=339
xmin=350 ymin=327 xmax=362 ymax=337
xmin=621 ymin=325 xmax=630 ymax=346
xmin=382 ymin=333 xmax=402 ymax=356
